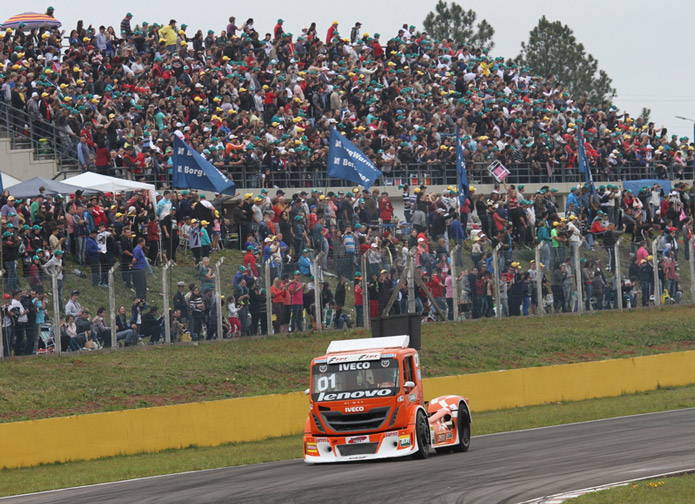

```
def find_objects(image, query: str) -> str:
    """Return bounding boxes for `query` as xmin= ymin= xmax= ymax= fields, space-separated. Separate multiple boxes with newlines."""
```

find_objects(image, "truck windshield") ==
xmin=311 ymin=358 xmax=400 ymax=402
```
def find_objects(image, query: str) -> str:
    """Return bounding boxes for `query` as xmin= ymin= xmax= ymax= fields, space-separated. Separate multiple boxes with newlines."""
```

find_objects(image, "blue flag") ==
xmin=576 ymin=129 xmax=596 ymax=199
xmin=455 ymin=128 xmax=469 ymax=203
xmin=327 ymin=128 xmax=381 ymax=189
xmin=173 ymin=137 xmax=236 ymax=195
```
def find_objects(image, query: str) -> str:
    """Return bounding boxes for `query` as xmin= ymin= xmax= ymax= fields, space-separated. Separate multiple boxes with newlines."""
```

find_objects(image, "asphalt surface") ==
xmin=3 ymin=408 xmax=695 ymax=504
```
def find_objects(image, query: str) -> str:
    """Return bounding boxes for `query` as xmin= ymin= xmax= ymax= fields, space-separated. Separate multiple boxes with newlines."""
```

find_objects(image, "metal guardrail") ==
xmin=1 ymin=98 xmax=691 ymax=188
xmin=0 ymin=101 xmax=80 ymax=172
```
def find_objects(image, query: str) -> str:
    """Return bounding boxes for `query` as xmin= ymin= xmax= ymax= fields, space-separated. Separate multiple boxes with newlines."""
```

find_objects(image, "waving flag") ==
xmin=577 ymin=129 xmax=597 ymax=199
xmin=173 ymin=137 xmax=236 ymax=195
xmin=456 ymin=128 xmax=469 ymax=202
xmin=327 ymin=128 xmax=382 ymax=189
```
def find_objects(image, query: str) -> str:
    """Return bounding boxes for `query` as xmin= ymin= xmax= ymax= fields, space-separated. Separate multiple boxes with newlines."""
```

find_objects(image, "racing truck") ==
xmin=303 ymin=335 xmax=471 ymax=463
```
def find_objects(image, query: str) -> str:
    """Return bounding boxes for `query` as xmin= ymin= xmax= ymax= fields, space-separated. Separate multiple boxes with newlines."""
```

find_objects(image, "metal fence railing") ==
xmin=0 ymin=101 xmax=80 ymax=173
xmin=1 ymin=100 xmax=692 ymax=189
xmin=1 ymin=224 xmax=694 ymax=359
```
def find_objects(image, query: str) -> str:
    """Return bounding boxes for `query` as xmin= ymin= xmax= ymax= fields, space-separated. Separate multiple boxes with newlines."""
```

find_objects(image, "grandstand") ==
xmin=0 ymin=12 xmax=693 ymax=356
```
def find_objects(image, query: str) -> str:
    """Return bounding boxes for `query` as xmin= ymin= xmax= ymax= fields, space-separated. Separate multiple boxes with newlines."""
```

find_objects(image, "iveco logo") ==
xmin=345 ymin=406 xmax=365 ymax=413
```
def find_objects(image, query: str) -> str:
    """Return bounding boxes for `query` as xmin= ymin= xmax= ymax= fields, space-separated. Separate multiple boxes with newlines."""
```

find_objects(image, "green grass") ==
xmin=1 ymin=305 xmax=694 ymax=422
xmin=572 ymin=474 xmax=695 ymax=503
xmin=1 ymin=384 xmax=694 ymax=498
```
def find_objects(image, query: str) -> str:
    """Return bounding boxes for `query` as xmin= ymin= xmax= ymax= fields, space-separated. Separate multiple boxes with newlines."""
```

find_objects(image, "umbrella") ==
xmin=0 ymin=13 xmax=61 ymax=30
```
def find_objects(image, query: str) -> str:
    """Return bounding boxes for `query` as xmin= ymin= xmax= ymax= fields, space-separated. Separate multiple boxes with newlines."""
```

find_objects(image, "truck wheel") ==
xmin=414 ymin=410 xmax=431 ymax=459
xmin=453 ymin=401 xmax=471 ymax=453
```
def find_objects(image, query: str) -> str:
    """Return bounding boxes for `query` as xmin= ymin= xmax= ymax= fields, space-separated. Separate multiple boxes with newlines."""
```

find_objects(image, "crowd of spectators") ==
xmin=1 ymin=11 xmax=694 ymax=358
xmin=1 ymin=11 xmax=694 ymax=188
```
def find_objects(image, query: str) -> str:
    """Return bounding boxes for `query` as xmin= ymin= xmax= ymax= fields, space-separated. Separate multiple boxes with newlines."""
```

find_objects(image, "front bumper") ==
xmin=304 ymin=426 xmax=419 ymax=463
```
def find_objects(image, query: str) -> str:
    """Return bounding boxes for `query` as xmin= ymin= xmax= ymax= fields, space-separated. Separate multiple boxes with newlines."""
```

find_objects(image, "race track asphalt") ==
xmin=3 ymin=408 xmax=694 ymax=504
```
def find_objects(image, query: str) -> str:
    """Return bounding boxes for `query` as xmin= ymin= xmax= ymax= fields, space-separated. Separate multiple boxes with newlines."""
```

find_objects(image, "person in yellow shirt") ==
xmin=158 ymin=19 xmax=178 ymax=52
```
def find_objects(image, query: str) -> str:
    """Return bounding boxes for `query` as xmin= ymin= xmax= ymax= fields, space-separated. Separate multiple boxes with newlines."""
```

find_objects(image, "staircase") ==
xmin=0 ymin=102 xmax=80 ymax=182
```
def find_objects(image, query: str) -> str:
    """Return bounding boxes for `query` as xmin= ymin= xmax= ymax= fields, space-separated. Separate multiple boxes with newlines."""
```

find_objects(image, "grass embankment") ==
xmin=572 ymin=473 xmax=695 ymax=504
xmin=1 ymin=384 xmax=694 ymax=497
xmin=0 ymin=305 xmax=694 ymax=423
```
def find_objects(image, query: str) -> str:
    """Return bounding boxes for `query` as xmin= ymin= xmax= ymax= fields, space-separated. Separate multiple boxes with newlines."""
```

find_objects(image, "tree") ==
xmin=423 ymin=1 xmax=495 ymax=52
xmin=517 ymin=16 xmax=615 ymax=104
xmin=639 ymin=107 xmax=651 ymax=124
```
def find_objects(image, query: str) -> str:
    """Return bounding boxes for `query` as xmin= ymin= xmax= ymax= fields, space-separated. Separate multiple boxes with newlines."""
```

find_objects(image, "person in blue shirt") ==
xmin=298 ymin=248 xmax=313 ymax=277
xmin=86 ymin=229 xmax=102 ymax=287
xmin=131 ymin=237 xmax=148 ymax=301
xmin=566 ymin=187 xmax=580 ymax=214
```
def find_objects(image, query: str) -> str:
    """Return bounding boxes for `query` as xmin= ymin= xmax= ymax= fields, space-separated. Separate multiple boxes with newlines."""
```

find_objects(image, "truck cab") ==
xmin=303 ymin=335 xmax=434 ymax=463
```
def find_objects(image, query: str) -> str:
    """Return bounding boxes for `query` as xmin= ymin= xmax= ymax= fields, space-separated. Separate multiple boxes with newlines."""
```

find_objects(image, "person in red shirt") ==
xmin=243 ymin=246 xmax=259 ymax=277
xmin=326 ymin=20 xmax=339 ymax=44
xmin=146 ymin=215 xmax=160 ymax=265
xmin=288 ymin=271 xmax=305 ymax=332
xmin=372 ymin=33 xmax=384 ymax=59
xmin=270 ymin=277 xmax=288 ymax=334
xmin=353 ymin=271 xmax=364 ymax=327
xmin=426 ymin=269 xmax=446 ymax=320
xmin=379 ymin=192 xmax=394 ymax=223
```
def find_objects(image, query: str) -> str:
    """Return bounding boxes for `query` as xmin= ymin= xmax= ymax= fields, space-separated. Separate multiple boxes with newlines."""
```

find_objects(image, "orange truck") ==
xmin=303 ymin=335 xmax=471 ymax=463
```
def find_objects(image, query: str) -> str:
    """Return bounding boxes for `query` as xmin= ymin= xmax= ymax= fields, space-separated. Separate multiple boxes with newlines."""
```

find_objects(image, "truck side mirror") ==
xmin=304 ymin=388 xmax=310 ymax=396
xmin=404 ymin=381 xmax=415 ymax=389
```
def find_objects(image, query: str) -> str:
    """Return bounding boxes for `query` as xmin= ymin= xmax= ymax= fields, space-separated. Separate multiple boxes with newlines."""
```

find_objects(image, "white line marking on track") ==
xmin=517 ymin=467 xmax=695 ymax=504
xmin=2 ymin=407 xmax=693 ymax=501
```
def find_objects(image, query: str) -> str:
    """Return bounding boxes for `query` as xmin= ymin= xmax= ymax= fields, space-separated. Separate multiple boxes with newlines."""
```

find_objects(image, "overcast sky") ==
xmin=17 ymin=0 xmax=695 ymax=138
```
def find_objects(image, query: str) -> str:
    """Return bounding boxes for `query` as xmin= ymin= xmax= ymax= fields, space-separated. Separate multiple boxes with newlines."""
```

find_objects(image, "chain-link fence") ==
xmin=1 ymin=224 xmax=694 ymax=359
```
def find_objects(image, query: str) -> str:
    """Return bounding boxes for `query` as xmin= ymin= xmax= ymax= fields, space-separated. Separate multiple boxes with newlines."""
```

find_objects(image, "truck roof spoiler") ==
xmin=326 ymin=335 xmax=410 ymax=354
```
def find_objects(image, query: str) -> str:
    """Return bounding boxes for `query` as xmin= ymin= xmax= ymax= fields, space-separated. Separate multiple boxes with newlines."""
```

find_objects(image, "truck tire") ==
xmin=453 ymin=401 xmax=471 ymax=453
xmin=414 ymin=410 xmax=431 ymax=459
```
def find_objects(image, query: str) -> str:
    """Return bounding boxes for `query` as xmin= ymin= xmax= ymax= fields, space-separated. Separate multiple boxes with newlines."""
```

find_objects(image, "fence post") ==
xmin=535 ymin=244 xmax=545 ymax=315
xmin=690 ymin=237 xmax=695 ymax=305
xmin=572 ymin=244 xmax=584 ymax=314
xmin=108 ymin=263 xmax=119 ymax=348
xmin=492 ymin=243 xmax=502 ymax=319
xmin=51 ymin=271 xmax=61 ymax=356
xmin=314 ymin=252 xmax=324 ymax=330
xmin=215 ymin=257 xmax=224 ymax=339
xmin=407 ymin=251 xmax=416 ymax=315
xmin=264 ymin=259 xmax=273 ymax=335
xmin=450 ymin=244 xmax=460 ymax=321
xmin=651 ymin=239 xmax=660 ymax=307
xmin=162 ymin=261 xmax=171 ymax=344
xmin=615 ymin=238 xmax=623 ymax=311
xmin=361 ymin=253 xmax=370 ymax=329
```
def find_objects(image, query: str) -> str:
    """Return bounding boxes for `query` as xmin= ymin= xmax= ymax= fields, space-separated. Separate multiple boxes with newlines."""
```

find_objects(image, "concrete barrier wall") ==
xmin=2 ymin=350 xmax=695 ymax=469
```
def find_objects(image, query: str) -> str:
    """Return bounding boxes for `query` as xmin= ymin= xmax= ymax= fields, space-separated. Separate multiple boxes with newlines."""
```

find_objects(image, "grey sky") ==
xmin=22 ymin=0 xmax=695 ymax=138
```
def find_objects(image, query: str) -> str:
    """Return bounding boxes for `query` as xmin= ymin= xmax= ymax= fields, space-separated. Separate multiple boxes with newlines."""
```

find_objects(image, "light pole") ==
xmin=675 ymin=116 xmax=695 ymax=178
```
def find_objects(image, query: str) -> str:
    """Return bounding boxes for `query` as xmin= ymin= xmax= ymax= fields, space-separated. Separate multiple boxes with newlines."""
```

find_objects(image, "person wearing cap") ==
xmin=173 ymin=281 xmax=189 ymax=323
xmin=298 ymin=248 xmax=313 ymax=277
xmin=2 ymin=226 xmax=20 ymax=293
xmin=188 ymin=219 xmax=202 ymax=263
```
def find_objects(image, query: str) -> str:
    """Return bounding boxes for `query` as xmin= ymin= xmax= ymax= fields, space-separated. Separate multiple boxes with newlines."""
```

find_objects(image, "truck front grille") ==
xmin=337 ymin=442 xmax=379 ymax=456
xmin=320 ymin=407 xmax=390 ymax=432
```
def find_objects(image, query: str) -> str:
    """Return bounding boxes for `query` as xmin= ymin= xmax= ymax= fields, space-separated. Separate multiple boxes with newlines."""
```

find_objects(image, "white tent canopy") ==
xmin=2 ymin=172 xmax=23 ymax=189
xmin=65 ymin=173 xmax=157 ymax=209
